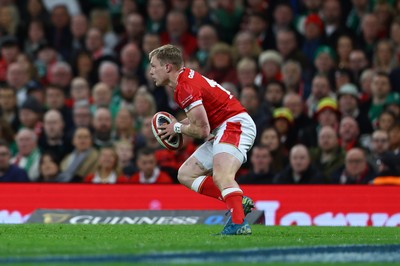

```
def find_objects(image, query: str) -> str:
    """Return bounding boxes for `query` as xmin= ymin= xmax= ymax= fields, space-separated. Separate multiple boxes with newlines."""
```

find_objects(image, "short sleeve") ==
xmin=176 ymin=83 xmax=203 ymax=112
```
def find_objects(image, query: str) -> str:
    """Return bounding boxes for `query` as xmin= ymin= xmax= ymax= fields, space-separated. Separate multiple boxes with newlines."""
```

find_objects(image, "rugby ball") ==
xmin=151 ymin=111 xmax=183 ymax=150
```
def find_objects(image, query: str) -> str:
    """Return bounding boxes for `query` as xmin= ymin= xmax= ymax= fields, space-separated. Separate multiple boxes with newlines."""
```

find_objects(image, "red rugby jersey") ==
xmin=174 ymin=68 xmax=245 ymax=131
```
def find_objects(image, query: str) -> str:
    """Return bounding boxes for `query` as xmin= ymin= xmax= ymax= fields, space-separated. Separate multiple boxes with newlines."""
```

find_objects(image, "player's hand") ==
xmin=158 ymin=122 xmax=178 ymax=142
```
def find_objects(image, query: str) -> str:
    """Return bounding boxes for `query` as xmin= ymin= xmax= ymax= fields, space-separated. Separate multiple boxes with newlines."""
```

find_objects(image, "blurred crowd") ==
xmin=0 ymin=0 xmax=400 ymax=185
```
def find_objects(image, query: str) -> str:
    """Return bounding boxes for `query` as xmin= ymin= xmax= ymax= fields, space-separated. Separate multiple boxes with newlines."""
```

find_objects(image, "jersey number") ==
xmin=203 ymin=76 xmax=233 ymax=99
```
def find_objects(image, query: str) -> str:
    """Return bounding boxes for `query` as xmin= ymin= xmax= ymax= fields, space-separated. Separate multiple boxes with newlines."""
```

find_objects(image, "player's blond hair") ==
xmin=149 ymin=44 xmax=184 ymax=69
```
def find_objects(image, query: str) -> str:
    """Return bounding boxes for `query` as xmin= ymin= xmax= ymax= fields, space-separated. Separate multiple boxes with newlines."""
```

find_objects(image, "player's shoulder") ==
xmin=178 ymin=68 xmax=200 ymax=82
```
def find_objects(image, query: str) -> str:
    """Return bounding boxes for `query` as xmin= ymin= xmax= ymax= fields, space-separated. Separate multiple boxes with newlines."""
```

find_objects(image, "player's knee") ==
xmin=177 ymin=165 xmax=190 ymax=184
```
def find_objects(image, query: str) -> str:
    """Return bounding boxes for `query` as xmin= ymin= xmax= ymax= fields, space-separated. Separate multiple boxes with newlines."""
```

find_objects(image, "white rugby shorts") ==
xmin=192 ymin=112 xmax=256 ymax=170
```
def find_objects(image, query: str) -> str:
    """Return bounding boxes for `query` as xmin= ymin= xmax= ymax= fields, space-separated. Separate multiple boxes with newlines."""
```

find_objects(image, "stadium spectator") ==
xmin=160 ymin=10 xmax=197 ymax=57
xmin=0 ymin=84 xmax=20 ymax=132
xmin=119 ymin=43 xmax=144 ymax=83
xmin=7 ymin=62 xmax=30 ymax=107
xmin=91 ymin=82 xmax=119 ymax=118
xmin=70 ymin=77 xmax=91 ymax=106
xmin=335 ymin=35 xmax=354 ymax=69
xmin=137 ymin=115 xmax=160 ymax=151
xmin=373 ymin=39 xmax=397 ymax=73
xmin=299 ymin=97 xmax=340 ymax=148
xmin=85 ymin=27 xmax=114 ymax=62
xmin=145 ymin=0 xmax=167 ymax=34
xmin=310 ymin=126 xmax=345 ymax=182
xmin=37 ymin=151 xmax=62 ymax=182
xmin=0 ymin=117 xmax=16 ymax=154
xmin=45 ymin=84 xmax=73 ymax=129
xmin=388 ymin=123 xmax=400 ymax=154
xmin=18 ymin=96 xmax=43 ymax=135
xmin=258 ymin=127 xmax=288 ymax=174
xmin=376 ymin=151 xmax=400 ymax=177
xmin=72 ymin=102 xmax=92 ymax=130
xmin=337 ymin=83 xmax=373 ymax=135
xmin=346 ymin=0 xmax=370 ymax=34
xmin=262 ymin=80 xmax=286 ymax=110
xmin=48 ymin=5 xmax=72 ymax=61
xmin=24 ymin=0 xmax=50 ymax=27
xmin=48 ymin=62 xmax=73 ymax=92
xmin=24 ymin=20 xmax=47 ymax=59
xmin=373 ymin=1 xmax=394 ymax=39
xmin=58 ymin=127 xmax=98 ymax=182
xmin=331 ymin=68 xmax=354 ymax=93
xmin=236 ymin=57 xmax=258 ymax=89
xmin=114 ymin=108 xmax=136 ymax=143
xmin=272 ymin=107 xmax=296 ymax=150
xmin=0 ymin=140 xmax=29 ymax=182
xmin=98 ymin=61 xmax=120 ymax=93
xmin=302 ymin=14 xmax=324 ymax=63
xmin=358 ymin=13 xmax=380 ymax=61
xmin=331 ymin=147 xmax=376 ymax=184
xmin=38 ymin=109 xmax=73 ymax=161
xmin=0 ymin=36 xmax=20 ymax=82
xmin=89 ymin=9 xmax=118 ymax=50
xmin=11 ymin=128 xmax=41 ymax=181
xmin=283 ymin=92 xmax=312 ymax=139
xmin=204 ymin=42 xmax=238 ymax=84
xmin=232 ymin=31 xmax=262 ymax=62
xmin=118 ymin=74 xmax=139 ymax=113
xmin=132 ymin=90 xmax=157 ymax=129
xmin=211 ymin=0 xmax=243 ymax=43
xmin=273 ymin=144 xmax=325 ymax=184
xmin=83 ymin=146 xmax=125 ymax=184
xmin=70 ymin=14 xmax=88 ymax=57
xmin=0 ymin=5 xmax=20 ymax=38
xmin=26 ymin=79 xmax=45 ymax=106
xmin=246 ymin=12 xmax=275 ymax=50
xmin=313 ymin=45 xmax=336 ymax=76
xmin=129 ymin=147 xmax=174 ymax=184
xmin=321 ymin=0 xmax=350 ymax=47
xmin=72 ymin=51 xmax=95 ymax=85
xmin=255 ymin=50 xmax=282 ymax=86
xmin=115 ymin=13 xmax=145 ymax=54
xmin=367 ymin=129 xmax=390 ymax=172
xmin=282 ymin=60 xmax=307 ymax=98
xmin=338 ymin=116 xmax=362 ymax=151
xmin=359 ymin=68 xmax=375 ymax=103
xmin=306 ymin=74 xmax=336 ymax=117
xmin=366 ymin=71 xmax=399 ymax=126
xmin=272 ymin=2 xmax=294 ymax=33
xmin=92 ymin=107 xmax=114 ymax=148
xmin=376 ymin=110 xmax=397 ymax=132
xmin=189 ymin=0 xmax=215 ymax=35
xmin=236 ymin=144 xmax=274 ymax=184
xmin=114 ymin=140 xmax=137 ymax=177
xmin=276 ymin=28 xmax=308 ymax=68
xmin=240 ymin=85 xmax=270 ymax=134
xmin=349 ymin=49 xmax=369 ymax=83
xmin=142 ymin=33 xmax=161 ymax=66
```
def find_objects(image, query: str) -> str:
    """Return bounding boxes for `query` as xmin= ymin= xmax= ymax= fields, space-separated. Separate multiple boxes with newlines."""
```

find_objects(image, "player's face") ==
xmin=149 ymin=57 xmax=168 ymax=86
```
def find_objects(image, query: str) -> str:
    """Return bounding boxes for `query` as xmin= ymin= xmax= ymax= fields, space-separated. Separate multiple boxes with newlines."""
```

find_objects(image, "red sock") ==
xmin=192 ymin=176 xmax=222 ymax=201
xmin=223 ymin=188 xmax=244 ymax=224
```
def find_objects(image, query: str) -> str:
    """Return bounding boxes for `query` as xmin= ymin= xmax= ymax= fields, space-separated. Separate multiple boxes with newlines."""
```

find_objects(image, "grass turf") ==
xmin=0 ymin=225 xmax=399 ymax=265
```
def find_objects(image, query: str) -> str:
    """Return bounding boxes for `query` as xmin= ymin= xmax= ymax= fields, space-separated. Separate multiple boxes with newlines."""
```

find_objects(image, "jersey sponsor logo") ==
xmin=188 ymin=69 xmax=195 ymax=79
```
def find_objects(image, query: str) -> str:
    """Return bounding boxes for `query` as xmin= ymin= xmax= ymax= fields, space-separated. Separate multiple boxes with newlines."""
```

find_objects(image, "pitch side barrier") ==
xmin=0 ymin=184 xmax=399 ymax=226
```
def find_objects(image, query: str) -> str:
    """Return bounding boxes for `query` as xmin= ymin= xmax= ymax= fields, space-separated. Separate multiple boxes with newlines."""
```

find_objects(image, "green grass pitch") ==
xmin=0 ymin=224 xmax=399 ymax=265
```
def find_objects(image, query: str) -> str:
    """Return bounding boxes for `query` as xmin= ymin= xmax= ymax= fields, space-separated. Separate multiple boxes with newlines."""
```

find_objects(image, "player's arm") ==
xmin=178 ymin=105 xmax=210 ymax=139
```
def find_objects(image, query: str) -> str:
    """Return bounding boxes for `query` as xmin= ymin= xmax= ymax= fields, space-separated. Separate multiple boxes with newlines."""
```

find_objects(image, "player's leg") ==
xmin=177 ymin=141 xmax=222 ymax=200
xmin=212 ymin=152 xmax=245 ymax=224
xmin=212 ymin=113 xmax=257 ymax=232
